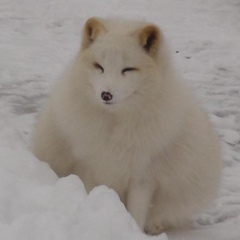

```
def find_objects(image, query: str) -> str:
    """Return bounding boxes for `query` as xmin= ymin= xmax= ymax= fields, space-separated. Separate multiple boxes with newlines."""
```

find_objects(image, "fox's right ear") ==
xmin=81 ymin=17 xmax=106 ymax=50
xmin=136 ymin=24 xmax=162 ymax=58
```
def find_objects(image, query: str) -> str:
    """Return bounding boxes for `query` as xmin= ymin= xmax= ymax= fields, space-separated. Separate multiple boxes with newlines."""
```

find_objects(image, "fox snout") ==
xmin=101 ymin=91 xmax=113 ymax=103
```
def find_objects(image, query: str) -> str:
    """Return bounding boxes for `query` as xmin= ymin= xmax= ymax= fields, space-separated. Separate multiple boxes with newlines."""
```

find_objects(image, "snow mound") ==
xmin=0 ymin=110 xmax=167 ymax=240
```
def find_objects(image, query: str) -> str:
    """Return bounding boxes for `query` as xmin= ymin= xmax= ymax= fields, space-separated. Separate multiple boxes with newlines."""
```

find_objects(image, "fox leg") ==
xmin=127 ymin=179 xmax=155 ymax=230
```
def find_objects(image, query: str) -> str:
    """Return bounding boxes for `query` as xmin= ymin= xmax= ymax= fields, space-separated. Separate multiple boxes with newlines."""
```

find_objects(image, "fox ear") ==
xmin=138 ymin=25 xmax=161 ymax=58
xmin=81 ymin=17 xmax=106 ymax=49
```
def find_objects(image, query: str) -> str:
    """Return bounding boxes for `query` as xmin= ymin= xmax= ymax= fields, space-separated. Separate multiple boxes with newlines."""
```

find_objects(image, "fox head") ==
xmin=78 ymin=17 xmax=164 ymax=108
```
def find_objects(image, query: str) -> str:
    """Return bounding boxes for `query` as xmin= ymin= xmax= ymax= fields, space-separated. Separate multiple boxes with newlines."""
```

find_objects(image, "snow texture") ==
xmin=0 ymin=0 xmax=240 ymax=239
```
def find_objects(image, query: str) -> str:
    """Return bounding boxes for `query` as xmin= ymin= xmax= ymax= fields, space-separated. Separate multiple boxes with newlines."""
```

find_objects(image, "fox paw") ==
xmin=144 ymin=222 xmax=164 ymax=235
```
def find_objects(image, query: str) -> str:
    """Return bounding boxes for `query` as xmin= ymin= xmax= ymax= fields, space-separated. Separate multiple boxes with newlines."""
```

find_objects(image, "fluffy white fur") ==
xmin=33 ymin=18 xmax=222 ymax=235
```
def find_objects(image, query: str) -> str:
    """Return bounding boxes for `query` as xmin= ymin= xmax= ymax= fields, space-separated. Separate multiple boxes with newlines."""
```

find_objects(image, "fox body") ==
xmin=33 ymin=18 xmax=222 ymax=234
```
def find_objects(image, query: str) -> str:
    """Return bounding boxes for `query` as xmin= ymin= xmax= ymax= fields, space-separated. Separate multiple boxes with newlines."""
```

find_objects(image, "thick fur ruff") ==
xmin=33 ymin=18 xmax=222 ymax=235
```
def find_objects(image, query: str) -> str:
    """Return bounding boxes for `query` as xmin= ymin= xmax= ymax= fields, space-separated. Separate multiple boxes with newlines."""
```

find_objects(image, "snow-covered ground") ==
xmin=0 ymin=0 xmax=240 ymax=239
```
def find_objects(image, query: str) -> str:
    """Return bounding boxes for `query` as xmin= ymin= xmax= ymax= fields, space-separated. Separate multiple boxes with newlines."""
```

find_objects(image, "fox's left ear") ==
xmin=81 ymin=17 xmax=106 ymax=50
xmin=136 ymin=24 xmax=162 ymax=58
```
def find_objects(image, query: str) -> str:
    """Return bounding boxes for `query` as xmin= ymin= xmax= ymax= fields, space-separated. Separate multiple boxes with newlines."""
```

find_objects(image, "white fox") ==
xmin=33 ymin=18 xmax=222 ymax=234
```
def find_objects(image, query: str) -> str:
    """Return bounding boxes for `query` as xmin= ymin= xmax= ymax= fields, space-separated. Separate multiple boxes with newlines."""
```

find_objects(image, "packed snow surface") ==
xmin=0 ymin=0 xmax=240 ymax=239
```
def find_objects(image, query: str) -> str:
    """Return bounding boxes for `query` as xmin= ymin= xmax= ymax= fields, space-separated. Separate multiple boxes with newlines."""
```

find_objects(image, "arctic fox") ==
xmin=33 ymin=18 xmax=222 ymax=234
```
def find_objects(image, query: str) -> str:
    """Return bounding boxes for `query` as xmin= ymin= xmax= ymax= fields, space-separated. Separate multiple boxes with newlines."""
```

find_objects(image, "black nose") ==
xmin=101 ymin=91 xmax=113 ymax=102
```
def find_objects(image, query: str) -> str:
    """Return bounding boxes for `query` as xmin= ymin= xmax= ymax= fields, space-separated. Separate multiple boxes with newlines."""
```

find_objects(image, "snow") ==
xmin=0 ymin=0 xmax=239 ymax=239
xmin=0 ymin=107 xmax=167 ymax=240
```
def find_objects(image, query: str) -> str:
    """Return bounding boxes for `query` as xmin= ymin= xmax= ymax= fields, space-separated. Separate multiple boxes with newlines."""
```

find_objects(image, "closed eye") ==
xmin=122 ymin=67 xmax=138 ymax=75
xmin=94 ymin=62 xmax=104 ymax=73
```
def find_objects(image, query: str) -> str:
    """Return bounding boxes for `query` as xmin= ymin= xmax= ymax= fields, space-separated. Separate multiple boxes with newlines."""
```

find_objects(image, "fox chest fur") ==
xmin=56 ymin=101 xmax=164 ymax=196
